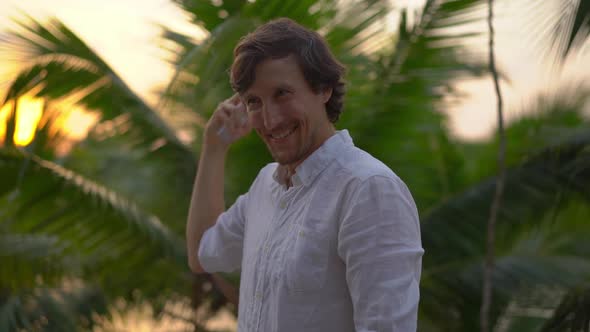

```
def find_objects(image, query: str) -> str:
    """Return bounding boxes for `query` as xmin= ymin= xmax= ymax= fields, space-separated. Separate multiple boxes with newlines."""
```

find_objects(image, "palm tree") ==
xmin=0 ymin=147 xmax=185 ymax=330
xmin=1 ymin=0 xmax=589 ymax=331
xmin=0 ymin=14 xmax=208 ymax=332
xmin=419 ymin=87 xmax=590 ymax=331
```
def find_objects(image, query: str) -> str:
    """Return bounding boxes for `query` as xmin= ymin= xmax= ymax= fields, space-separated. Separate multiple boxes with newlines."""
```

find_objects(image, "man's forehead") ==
xmin=240 ymin=56 xmax=302 ymax=97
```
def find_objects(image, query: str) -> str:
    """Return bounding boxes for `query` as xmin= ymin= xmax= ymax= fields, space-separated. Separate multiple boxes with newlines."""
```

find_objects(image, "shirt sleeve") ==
xmin=337 ymin=175 xmax=424 ymax=332
xmin=198 ymin=192 xmax=248 ymax=273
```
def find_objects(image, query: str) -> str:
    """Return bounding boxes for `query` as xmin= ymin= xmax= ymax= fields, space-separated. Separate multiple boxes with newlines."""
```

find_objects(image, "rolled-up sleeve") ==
xmin=337 ymin=175 xmax=424 ymax=332
xmin=198 ymin=192 xmax=248 ymax=273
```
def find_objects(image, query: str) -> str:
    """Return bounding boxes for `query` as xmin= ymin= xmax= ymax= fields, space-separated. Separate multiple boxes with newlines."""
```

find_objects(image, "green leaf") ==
xmin=0 ymin=148 xmax=187 ymax=300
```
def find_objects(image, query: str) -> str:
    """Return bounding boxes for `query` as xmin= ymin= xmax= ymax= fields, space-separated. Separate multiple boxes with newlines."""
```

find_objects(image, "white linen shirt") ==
xmin=198 ymin=130 xmax=424 ymax=332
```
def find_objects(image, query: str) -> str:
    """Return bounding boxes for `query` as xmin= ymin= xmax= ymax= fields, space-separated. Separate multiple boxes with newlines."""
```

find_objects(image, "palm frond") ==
xmin=0 ymin=16 xmax=200 ymax=233
xmin=0 ymin=147 xmax=187 ymax=299
xmin=492 ymin=203 xmax=590 ymax=332
xmin=522 ymin=0 xmax=590 ymax=65
xmin=0 ymin=233 xmax=75 ymax=291
xmin=420 ymin=131 xmax=590 ymax=330
xmin=423 ymin=130 xmax=590 ymax=261
xmin=564 ymin=0 xmax=590 ymax=56
xmin=0 ymin=15 xmax=194 ymax=158
xmin=459 ymin=85 xmax=590 ymax=185
xmin=541 ymin=284 xmax=590 ymax=332
xmin=171 ymin=0 xmax=248 ymax=32
xmin=346 ymin=0 xmax=488 ymax=211
xmin=0 ymin=284 xmax=107 ymax=332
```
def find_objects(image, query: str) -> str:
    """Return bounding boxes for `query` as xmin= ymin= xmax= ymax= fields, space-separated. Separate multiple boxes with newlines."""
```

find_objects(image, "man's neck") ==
xmin=277 ymin=127 xmax=337 ymax=188
xmin=277 ymin=164 xmax=295 ymax=188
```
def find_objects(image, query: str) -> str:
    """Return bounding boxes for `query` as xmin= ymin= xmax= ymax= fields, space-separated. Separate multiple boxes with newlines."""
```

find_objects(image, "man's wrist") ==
xmin=201 ymin=137 xmax=230 ymax=159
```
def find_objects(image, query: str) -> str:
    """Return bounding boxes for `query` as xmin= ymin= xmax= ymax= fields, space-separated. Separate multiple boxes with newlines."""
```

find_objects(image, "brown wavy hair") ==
xmin=230 ymin=18 xmax=346 ymax=123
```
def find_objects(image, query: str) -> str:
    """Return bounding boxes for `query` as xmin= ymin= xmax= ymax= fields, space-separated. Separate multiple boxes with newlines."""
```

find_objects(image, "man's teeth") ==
xmin=271 ymin=128 xmax=295 ymax=139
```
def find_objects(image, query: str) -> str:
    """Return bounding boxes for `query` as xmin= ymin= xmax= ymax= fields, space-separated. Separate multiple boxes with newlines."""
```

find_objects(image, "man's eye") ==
xmin=246 ymin=98 xmax=261 ymax=111
xmin=277 ymin=89 xmax=290 ymax=97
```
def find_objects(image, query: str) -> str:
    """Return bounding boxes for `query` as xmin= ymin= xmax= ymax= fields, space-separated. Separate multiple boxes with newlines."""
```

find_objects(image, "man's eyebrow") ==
xmin=276 ymin=82 xmax=294 ymax=89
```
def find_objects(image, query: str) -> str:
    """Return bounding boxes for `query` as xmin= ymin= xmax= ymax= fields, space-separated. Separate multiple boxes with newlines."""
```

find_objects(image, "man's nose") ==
xmin=262 ymin=102 xmax=284 ymax=130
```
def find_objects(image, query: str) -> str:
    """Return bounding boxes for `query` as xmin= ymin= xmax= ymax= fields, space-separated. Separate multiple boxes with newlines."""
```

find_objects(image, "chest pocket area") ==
xmin=284 ymin=224 xmax=330 ymax=293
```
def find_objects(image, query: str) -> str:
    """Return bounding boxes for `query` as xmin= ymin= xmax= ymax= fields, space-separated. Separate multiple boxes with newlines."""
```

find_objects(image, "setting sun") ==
xmin=0 ymin=96 xmax=98 ymax=151
xmin=13 ymin=96 xmax=44 ymax=146
xmin=0 ymin=97 xmax=44 ymax=146
xmin=0 ymin=102 xmax=11 ymax=145
xmin=56 ymin=107 xmax=99 ymax=140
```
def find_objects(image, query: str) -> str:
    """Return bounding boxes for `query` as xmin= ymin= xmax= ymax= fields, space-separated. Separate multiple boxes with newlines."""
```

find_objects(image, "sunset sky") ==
xmin=0 ymin=0 xmax=589 ymax=141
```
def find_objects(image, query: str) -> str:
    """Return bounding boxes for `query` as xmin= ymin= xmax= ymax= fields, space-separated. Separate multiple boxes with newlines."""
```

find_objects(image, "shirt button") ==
xmin=255 ymin=292 xmax=262 ymax=299
xmin=279 ymin=200 xmax=287 ymax=209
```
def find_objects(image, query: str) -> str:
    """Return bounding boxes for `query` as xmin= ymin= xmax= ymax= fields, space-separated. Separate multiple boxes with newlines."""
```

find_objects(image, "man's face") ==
xmin=242 ymin=55 xmax=334 ymax=170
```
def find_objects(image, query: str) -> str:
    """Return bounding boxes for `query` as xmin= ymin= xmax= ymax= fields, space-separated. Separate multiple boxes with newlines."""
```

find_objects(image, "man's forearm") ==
xmin=186 ymin=143 xmax=227 ymax=273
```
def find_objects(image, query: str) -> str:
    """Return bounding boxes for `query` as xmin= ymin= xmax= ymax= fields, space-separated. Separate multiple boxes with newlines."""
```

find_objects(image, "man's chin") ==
xmin=271 ymin=151 xmax=296 ymax=166
xmin=273 ymin=156 xmax=292 ymax=166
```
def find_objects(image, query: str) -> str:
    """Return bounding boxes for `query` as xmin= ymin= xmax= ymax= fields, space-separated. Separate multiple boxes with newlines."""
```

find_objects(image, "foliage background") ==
xmin=1 ymin=0 xmax=589 ymax=331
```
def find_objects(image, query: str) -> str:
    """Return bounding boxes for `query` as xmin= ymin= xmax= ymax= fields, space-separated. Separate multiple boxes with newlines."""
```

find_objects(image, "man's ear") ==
xmin=321 ymin=87 xmax=333 ymax=104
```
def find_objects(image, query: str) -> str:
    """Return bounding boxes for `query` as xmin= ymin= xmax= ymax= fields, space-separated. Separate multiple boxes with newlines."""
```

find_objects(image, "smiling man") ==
xmin=186 ymin=18 xmax=424 ymax=332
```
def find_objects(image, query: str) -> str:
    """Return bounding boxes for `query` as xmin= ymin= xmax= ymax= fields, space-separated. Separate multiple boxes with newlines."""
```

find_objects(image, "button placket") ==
xmin=253 ymin=190 xmax=288 ymax=332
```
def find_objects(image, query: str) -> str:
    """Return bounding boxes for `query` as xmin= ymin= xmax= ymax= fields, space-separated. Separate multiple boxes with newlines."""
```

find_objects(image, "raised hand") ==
xmin=204 ymin=94 xmax=252 ymax=149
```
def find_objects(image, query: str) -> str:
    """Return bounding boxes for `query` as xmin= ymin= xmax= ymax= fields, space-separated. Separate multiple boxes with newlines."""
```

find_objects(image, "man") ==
xmin=186 ymin=18 xmax=423 ymax=331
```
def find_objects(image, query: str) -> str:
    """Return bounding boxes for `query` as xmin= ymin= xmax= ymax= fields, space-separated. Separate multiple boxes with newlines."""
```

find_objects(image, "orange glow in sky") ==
xmin=0 ymin=0 xmax=588 ymax=144
xmin=0 ymin=97 xmax=45 ymax=146
xmin=56 ymin=108 xmax=99 ymax=140
xmin=13 ymin=96 xmax=44 ymax=146
xmin=0 ymin=96 xmax=97 ymax=149
xmin=0 ymin=102 xmax=12 ymax=145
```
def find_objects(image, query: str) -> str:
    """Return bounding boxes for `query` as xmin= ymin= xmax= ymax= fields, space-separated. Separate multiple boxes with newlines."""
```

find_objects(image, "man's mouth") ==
xmin=269 ymin=126 xmax=297 ymax=141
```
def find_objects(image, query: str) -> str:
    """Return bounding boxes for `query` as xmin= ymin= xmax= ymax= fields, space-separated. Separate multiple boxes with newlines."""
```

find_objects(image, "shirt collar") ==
xmin=272 ymin=130 xmax=354 ymax=188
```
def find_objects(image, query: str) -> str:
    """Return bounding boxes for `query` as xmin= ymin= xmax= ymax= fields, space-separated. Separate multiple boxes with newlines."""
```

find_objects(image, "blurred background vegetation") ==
xmin=1 ymin=0 xmax=589 ymax=331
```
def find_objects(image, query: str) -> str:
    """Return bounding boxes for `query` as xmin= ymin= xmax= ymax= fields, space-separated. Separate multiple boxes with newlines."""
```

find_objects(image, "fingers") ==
xmin=208 ymin=95 xmax=250 ymax=144
xmin=229 ymin=104 xmax=249 ymax=134
xmin=221 ymin=96 xmax=247 ymax=127
xmin=218 ymin=95 xmax=245 ymax=117
xmin=228 ymin=93 xmax=242 ymax=106
xmin=216 ymin=103 xmax=245 ymax=128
